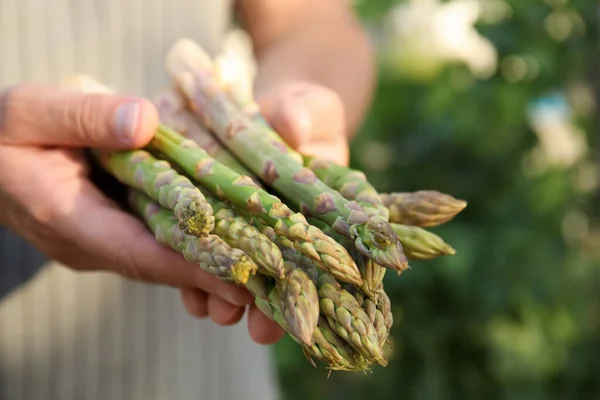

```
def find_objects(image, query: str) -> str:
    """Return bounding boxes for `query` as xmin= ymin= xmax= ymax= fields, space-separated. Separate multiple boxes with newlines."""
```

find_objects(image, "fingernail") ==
xmin=113 ymin=102 xmax=140 ymax=140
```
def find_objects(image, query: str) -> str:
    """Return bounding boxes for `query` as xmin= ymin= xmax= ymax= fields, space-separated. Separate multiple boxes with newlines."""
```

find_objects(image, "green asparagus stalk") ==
xmin=150 ymin=125 xmax=363 ymax=286
xmin=128 ymin=190 xmax=257 ymax=284
xmin=391 ymin=223 xmax=456 ymax=260
xmin=94 ymin=149 xmax=215 ymax=237
xmin=165 ymin=38 xmax=407 ymax=273
xmin=380 ymin=191 xmax=467 ymax=227
xmin=303 ymin=155 xmax=390 ymax=221
xmin=153 ymin=88 xmax=254 ymax=177
xmin=211 ymin=55 xmax=303 ymax=164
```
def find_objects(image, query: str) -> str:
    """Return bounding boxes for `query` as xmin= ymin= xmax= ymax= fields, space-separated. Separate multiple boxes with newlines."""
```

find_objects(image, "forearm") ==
xmin=245 ymin=12 xmax=376 ymax=138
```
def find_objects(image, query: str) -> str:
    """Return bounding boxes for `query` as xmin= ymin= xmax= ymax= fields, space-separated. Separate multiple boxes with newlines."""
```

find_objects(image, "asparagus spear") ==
xmin=317 ymin=272 xmax=387 ymax=367
xmin=391 ymin=223 xmax=456 ymax=260
xmin=165 ymin=38 xmax=407 ymax=273
xmin=245 ymin=272 xmax=317 ymax=346
xmin=303 ymin=155 xmax=390 ymax=221
xmin=128 ymin=190 xmax=257 ymax=284
xmin=94 ymin=149 xmax=215 ymax=237
xmin=211 ymin=54 xmax=303 ymax=164
xmin=380 ymin=191 xmax=467 ymax=227
xmin=153 ymin=88 xmax=254 ymax=177
xmin=276 ymin=264 xmax=320 ymax=346
xmin=150 ymin=125 xmax=363 ymax=286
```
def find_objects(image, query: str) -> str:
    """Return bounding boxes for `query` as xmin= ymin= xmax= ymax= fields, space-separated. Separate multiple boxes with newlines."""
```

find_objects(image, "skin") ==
xmin=0 ymin=0 xmax=375 ymax=346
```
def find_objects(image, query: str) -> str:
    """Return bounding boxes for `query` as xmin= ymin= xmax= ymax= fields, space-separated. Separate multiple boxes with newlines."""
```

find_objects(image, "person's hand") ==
xmin=257 ymin=81 xmax=350 ymax=166
xmin=0 ymin=84 xmax=283 ymax=344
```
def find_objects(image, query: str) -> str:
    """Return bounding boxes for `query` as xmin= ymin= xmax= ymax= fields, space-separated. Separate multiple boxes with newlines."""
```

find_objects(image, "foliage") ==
xmin=274 ymin=0 xmax=600 ymax=398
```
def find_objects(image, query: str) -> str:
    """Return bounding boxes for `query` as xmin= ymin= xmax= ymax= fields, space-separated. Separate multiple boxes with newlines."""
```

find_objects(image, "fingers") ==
xmin=208 ymin=295 xmax=246 ymax=326
xmin=256 ymin=81 xmax=349 ymax=165
xmin=247 ymin=304 xmax=286 ymax=345
xmin=180 ymin=287 xmax=209 ymax=318
xmin=0 ymin=84 xmax=158 ymax=148
xmin=180 ymin=289 xmax=285 ymax=346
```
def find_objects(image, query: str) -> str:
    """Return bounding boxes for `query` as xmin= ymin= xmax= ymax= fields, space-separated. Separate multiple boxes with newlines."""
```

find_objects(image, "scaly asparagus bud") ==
xmin=380 ymin=191 xmax=467 ymax=227
xmin=391 ymin=223 xmax=456 ymax=260
xmin=275 ymin=264 xmax=320 ymax=346
xmin=318 ymin=273 xmax=387 ymax=367
xmin=348 ymin=286 xmax=392 ymax=348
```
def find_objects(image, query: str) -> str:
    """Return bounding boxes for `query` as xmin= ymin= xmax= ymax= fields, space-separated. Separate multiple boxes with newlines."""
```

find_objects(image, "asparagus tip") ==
xmin=178 ymin=200 xmax=216 ymax=237
xmin=166 ymin=38 xmax=213 ymax=79
xmin=353 ymin=217 xmax=409 ymax=272
xmin=230 ymin=255 xmax=258 ymax=285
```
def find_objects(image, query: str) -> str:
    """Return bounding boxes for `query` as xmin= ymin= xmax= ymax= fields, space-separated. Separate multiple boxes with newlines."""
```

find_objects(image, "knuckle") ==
xmin=113 ymin=249 xmax=146 ymax=282
xmin=29 ymin=199 xmax=67 ymax=227
xmin=65 ymin=94 xmax=106 ymax=143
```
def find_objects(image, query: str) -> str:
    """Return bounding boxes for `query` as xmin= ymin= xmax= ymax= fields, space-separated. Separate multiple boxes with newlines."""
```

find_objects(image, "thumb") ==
xmin=0 ymin=84 xmax=158 ymax=149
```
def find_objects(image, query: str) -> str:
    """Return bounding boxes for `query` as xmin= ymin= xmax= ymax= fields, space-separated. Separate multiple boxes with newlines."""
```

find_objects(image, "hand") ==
xmin=257 ymin=81 xmax=350 ymax=166
xmin=0 ymin=84 xmax=283 ymax=344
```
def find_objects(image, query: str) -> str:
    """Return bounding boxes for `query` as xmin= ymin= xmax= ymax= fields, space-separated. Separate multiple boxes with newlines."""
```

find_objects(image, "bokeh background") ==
xmin=271 ymin=0 xmax=600 ymax=398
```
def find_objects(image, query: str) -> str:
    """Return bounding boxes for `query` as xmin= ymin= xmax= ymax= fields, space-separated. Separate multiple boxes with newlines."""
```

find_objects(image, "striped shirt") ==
xmin=0 ymin=1 xmax=279 ymax=399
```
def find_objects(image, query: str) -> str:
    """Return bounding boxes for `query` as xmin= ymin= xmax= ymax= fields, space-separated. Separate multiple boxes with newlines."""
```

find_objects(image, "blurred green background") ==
xmin=273 ymin=0 xmax=600 ymax=398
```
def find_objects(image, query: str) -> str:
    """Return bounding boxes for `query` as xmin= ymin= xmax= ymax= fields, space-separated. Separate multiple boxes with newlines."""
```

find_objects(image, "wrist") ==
xmin=252 ymin=23 xmax=376 ymax=137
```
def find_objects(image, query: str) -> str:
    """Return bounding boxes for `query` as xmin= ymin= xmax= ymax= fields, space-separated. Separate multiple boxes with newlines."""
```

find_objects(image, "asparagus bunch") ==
xmin=64 ymin=45 xmax=467 ymax=374
xmin=165 ymin=39 xmax=408 ymax=274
